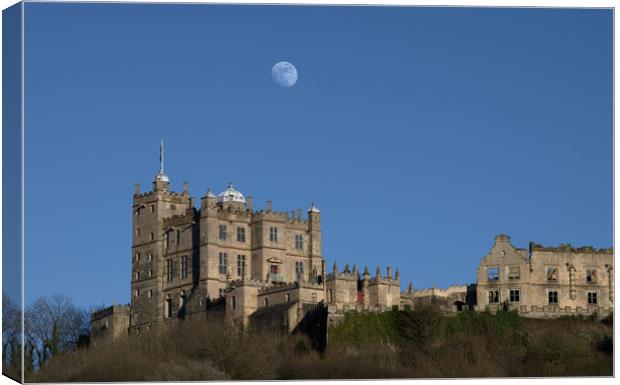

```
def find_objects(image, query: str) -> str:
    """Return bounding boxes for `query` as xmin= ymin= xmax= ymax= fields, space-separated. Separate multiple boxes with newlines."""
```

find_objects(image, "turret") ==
xmin=200 ymin=187 xmax=217 ymax=211
xmin=363 ymin=266 xmax=370 ymax=281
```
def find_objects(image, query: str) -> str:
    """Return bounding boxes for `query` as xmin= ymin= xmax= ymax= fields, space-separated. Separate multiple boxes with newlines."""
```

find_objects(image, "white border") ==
xmin=0 ymin=1 xmax=616 ymax=385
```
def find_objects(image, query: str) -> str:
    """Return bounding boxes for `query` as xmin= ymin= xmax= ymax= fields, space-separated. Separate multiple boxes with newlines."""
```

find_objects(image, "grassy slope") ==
xmin=31 ymin=309 xmax=613 ymax=381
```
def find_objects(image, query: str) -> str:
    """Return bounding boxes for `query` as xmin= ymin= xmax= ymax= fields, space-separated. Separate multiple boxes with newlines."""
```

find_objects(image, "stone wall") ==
xmin=476 ymin=234 xmax=613 ymax=318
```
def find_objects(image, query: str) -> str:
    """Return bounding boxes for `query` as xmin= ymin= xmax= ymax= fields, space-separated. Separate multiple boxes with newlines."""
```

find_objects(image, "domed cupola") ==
xmin=217 ymin=183 xmax=246 ymax=204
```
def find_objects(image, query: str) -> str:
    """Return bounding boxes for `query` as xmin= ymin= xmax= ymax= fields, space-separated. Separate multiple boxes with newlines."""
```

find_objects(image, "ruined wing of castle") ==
xmin=90 ymin=144 xmax=614 ymax=341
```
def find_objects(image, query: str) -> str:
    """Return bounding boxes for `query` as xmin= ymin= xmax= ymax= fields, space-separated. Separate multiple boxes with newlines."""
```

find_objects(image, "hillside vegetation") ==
xmin=30 ymin=308 xmax=613 ymax=381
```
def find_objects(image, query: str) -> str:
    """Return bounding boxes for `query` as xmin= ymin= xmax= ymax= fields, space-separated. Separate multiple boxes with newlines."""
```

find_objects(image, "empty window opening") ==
xmin=487 ymin=267 xmax=499 ymax=281
xmin=488 ymin=290 xmax=499 ymax=303
xmin=508 ymin=266 xmax=520 ymax=280
xmin=587 ymin=269 xmax=597 ymax=283
xmin=547 ymin=267 xmax=558 ymax=281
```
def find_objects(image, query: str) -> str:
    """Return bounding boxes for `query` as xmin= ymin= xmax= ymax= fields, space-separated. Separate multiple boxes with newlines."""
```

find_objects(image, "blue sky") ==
xmin=22 ymin=4 xmax=612 ymax=308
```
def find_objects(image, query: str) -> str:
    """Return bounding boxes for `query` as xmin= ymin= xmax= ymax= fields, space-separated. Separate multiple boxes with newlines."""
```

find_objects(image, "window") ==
xmin=548 ymin=291 xmax=558 ymax=304
xmin=285 ymin=293 xmax=290 ymax=302
xmin=219 ymin=253 xmax=228 ymax=274
xmin=135 ymin=252 xmax=141 ymax=261
xmin=180 ymin=291 xmax=186 ymax=309
xmin=237 ymin=255 xmax=246 ymax=277
xmin=219 ymin=288 xmax=226 ymax=298
xmin=219 ymin=225 xmax=227 ymax=240
xmin=269 ymin=227 xmax=278 ymax=242
xmin=587 ymin=269 xmax=597 ymax=283
xmin=232 ymin=296 xmax=236 ymax=310
xmin=270 ymin=265 xmax=279 ymax=274
xmin=176 ymin=230 xmax=181 ymax=245
xmin=148 ymin=269 xmax=153 ymax=277
xmin=295 ymin=234 xmax=303 ymax=250
xmin=165 ymin=297 xmax=173 ymax=318
xmin=488 ymin=290 xmax=499 ymax=303
xmin=487 ymin=267 xmax=499 ymax=281
xmin=181 ymin=256 xmax=189 ymax=279
xmin=166 ymin=259 xmax=174 ymax=282
xmin=295 ymin=261 xmax=304 ymax=278
xmin=150 ymin=205 xmax=155 ymax=213
xmin=135 ymin=289 xmax=140 ymax=297
xmin=547 ymin=267 xmax=558 ymax=281
xmin=264 ymin=298 xmax=269 ymax=306
xmin=312 ymin=293 xmax=317 ymax=302
xmin=237 ymin=227 xmax=246 ymax=242
xmin=587 ymin=292 xmax=598 ymax=304
xmin=509 ymin=289 xmax=520 ymax=303
xmin=136 ymin=228 xmax=140 ymax=237
xmin=328 ymin=289 xmax=333 ymax=302
xmin=150 ymin=232 xmax=154 ymax=241
xmin=148 ymin=253 xmax=153 ymax=262
xmin=508 ymin=266 xmax=520 ymax=280
xmin=135 ymin=271 xmax=141 ymax=280
xmin=148 ymin=289 xmax=153 ymax=298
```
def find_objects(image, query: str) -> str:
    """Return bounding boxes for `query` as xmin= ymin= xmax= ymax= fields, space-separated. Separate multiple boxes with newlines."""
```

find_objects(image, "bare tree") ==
xmin=2 ymin=293 xmax=22 ymax=378
xmin=25 ymin=294 xmax=89 ymax=368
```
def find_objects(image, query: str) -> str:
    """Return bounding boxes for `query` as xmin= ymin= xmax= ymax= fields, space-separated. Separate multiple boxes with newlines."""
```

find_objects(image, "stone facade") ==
xmin=90 ymin=305 xmax=130 ymax=344
xmin=401 ymin=284 xmax=476 ymax=313
xmin=476 ymin=234 xmax=614 ymax=317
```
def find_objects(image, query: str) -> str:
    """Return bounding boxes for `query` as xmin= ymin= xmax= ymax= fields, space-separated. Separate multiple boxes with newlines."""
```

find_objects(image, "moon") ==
xmin=271 ymin=61 xmax=298 ymax=88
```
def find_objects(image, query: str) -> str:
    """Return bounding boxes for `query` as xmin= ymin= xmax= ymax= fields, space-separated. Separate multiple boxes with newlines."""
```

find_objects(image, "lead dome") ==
xmin=217 ymin=183 xmax=246 ymax=204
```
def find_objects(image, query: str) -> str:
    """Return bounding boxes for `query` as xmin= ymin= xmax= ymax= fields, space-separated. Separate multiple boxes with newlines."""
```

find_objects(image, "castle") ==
xmin=90 ymin=143 xmax=614 ymax=341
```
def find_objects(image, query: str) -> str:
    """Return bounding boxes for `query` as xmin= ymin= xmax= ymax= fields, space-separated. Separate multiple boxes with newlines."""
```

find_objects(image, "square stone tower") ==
xmin=130 ymin=141 xmax=192 ymax=332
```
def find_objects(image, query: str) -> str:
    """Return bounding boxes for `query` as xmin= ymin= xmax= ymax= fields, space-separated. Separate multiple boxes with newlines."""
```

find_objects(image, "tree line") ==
xmin=3 ymin=293 xmax=91 ymax=379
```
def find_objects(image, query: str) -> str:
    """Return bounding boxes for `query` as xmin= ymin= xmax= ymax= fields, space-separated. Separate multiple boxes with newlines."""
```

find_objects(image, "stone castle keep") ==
xmin=90 ymin=143 xmax=614 ymax=340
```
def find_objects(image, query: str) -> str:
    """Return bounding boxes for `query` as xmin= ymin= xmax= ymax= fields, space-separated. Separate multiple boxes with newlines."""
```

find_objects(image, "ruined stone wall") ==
xmin=476 ymin=234 xmax=613 ymax=318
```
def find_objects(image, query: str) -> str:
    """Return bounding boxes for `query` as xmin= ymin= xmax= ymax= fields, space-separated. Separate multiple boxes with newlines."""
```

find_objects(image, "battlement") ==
xmin=409 ymin=284 xmax=468 ymax=298
xmin=529 ymin=241 xmax=613 ymax=255
xmin=228 ymin=277 xmax=323 ymax=294
xmin=251 ymin=209 xmax=292 ymax=222
xmin=326 ymin=263 xmax=400 ymax=284
xmin=326 ymin=263 xmax=359 ymax=280
xmin=91 ymin=304 xmax=130 ymax=322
